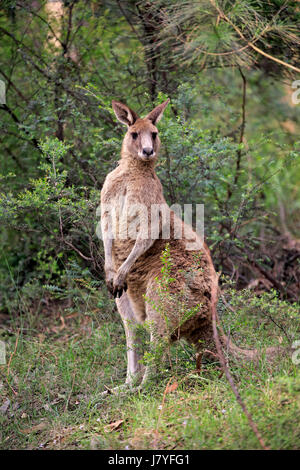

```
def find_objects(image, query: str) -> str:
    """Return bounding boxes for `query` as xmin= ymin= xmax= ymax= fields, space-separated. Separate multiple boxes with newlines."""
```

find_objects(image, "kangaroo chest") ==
xmin=102 ymin=170 xmax=163 ymax=243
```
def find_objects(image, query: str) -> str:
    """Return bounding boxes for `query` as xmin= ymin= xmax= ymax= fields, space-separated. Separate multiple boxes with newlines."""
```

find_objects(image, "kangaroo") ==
xmin=100 ymin=99 xmax=282 ymax=391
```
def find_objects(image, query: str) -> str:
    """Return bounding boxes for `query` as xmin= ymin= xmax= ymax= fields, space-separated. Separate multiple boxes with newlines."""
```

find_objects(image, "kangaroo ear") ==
xmin=145 ymin=98 xmax=170 ymax=125
xmin=112 ymin=100 xmax=139 ymax=127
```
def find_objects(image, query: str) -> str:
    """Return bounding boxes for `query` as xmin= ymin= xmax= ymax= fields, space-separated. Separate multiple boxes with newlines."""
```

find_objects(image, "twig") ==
xmin=237 ymin=244 xmax=295 ymax=298
xmin=221 ymin=293 xmax=291 ymax=342
xmin=209 ymin=0 xmax=300 ymax=74
xmin=156 ymin=376 xmax=174 ymax=430
xmin=0 ymin=104 xmax=40 ymax=151
xmin=211 ymin=281 xmax=269 ymax=450
xmin=7 ymin=329 xmax=20 ymax=377
xmin=227 ymin=67 xmax=247 ymax=201
xmin=64 ymin=370 xmax=76 ymax=412
xmin=16 ymin=1 xmax=64 ymax=49
xmin=63 ymin=240 xmax=93 ymax=262
xmin=4 ymin=330 xmax=20 ymax=396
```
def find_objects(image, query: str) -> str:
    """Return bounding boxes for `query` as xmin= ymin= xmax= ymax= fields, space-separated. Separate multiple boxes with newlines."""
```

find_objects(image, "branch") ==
xmin=63 ymin=1 xmax=75 ymax=53
xmin=227 ymin=67 xmax=247 ymax=201
xmin=236 ymin=244 xmax=296 ymax=299
xmin=15 ymin=1 xmax=64 ymax=49
xmin=0 ymin=70 xmax=29 ymax=104
xmin=209 ymin=0 xmax=300 ymax=74
xmin=0 ymin=104 xmax=40 ymax=151
xmin=211 ymin=280 xmax=269 ymax=450
xmin=1 ymin=145 xmax=26 ymax=171
xmin=0 ymin=26 xmax=48 ymax=68
xmin=117 ymin=0 xmax=143 ymax=43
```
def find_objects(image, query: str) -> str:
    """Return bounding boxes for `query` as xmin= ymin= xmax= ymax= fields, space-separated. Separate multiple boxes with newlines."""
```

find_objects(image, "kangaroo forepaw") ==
xmin=105 ymin=269 xmax=116 ymax=296
xmin=113 ymin=272 xmax=128 ymax=298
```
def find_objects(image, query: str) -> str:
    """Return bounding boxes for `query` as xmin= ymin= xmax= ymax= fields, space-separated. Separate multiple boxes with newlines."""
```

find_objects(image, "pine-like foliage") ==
xmin=137 ymin=0 xmax=300 ymax=76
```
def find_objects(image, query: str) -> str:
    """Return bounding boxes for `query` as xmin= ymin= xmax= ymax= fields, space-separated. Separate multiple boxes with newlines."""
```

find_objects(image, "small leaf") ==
xmin=165 ymin=381 xmax=178 ymax=394
xmin=21 ymin=422 xmax=47 ymax=434
xmin=104 ymin=419 xmax=124 ymax=433
xmin=0 ymin=399 xmax=10 ymax=415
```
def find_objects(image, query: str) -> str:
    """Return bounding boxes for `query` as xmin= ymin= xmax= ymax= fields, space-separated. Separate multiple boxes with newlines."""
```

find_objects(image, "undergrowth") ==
xmin=0 ymin=281 xmax=299 ymax=450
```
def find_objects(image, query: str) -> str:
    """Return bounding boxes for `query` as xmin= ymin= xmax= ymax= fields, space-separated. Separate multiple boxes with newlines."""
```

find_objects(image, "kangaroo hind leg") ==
xmin=116 ymin=293 xmax=144 ymax=386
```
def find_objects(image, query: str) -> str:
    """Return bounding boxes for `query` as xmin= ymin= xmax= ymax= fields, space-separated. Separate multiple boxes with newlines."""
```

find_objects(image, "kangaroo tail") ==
xmin=211 ymin=277 xmax=288 ymax=363
xmin=219 ymin=330 xmax=284 ymax=363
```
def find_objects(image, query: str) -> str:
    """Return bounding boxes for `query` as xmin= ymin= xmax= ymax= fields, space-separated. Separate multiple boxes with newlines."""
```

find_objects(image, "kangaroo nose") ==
xmin=143 ymin=147 xmax=153 ymax=156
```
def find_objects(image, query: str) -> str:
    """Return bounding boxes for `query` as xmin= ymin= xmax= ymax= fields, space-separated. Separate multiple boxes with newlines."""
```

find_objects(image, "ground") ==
xmin=0 ymin=287 xmax=299 ymax=450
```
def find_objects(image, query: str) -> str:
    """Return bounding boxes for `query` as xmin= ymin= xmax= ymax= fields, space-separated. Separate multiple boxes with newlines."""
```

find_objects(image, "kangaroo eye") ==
xmin=152 ymin=132 xmax=157 ymax=140
xmin=131 ymin=132 xmax=138 ymax=140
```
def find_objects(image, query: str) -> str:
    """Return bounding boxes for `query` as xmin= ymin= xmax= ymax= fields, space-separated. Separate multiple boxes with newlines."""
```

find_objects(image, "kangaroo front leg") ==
xmin=113 ymin=237 xmax=154 ymax=298
xmin=101 ymin=206 xmax=116 ymax=295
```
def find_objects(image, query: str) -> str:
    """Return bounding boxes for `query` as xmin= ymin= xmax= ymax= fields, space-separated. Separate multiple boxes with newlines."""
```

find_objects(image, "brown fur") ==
xmin=100 ymin=100 xmax=283 ymax=387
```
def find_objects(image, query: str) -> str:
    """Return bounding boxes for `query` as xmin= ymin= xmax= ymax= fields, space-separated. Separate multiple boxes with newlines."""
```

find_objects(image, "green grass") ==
xmin=0 ymin=289 xmax=299 ymax=450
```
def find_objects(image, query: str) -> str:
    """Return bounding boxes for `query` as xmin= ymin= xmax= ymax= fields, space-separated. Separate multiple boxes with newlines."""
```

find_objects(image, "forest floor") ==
xmin=0 ymin=291 xmax=299 ymax=450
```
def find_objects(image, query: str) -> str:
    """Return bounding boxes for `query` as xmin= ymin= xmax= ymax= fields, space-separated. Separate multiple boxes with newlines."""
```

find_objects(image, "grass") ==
xmin=0 ymin=287 xmax=299 ymax=450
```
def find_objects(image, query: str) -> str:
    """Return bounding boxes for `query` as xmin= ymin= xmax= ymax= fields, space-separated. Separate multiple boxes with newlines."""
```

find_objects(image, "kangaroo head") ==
xmin=112 ymin=99 xmax=170 ymax=162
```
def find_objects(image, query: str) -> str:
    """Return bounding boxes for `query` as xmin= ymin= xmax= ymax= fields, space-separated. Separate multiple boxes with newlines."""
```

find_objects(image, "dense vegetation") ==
xmin=0 ymin=0 xmax=299 ymax=450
